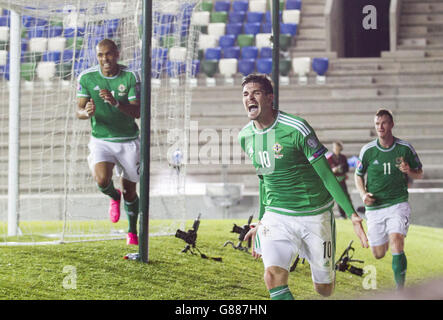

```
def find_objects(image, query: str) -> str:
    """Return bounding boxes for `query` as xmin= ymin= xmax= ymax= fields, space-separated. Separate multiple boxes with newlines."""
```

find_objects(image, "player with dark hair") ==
xmin=76 ymin=39 xmax=141 ymax=245
xmin=355 ymin=108 xmax=423 ymax=289
xmin=239 ymin=74 xmax=368 ymax=300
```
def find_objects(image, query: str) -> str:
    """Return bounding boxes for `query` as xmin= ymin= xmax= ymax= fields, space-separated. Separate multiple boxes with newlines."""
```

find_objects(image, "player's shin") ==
xmin=392 ymin=251 xmax=407 ymax=289
xmin=124 ymin=196 xmax=139 ymax=234
xmin=98 ymin=181 xmax=121 ymax=201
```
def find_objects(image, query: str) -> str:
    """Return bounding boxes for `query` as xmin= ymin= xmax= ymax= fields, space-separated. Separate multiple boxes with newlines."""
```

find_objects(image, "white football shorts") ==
xmin=254 ymin=210 xmax=336 ymax=284
xmin=365 ymin=201 xmax=411 ymax=247
xmin=87 ymin=136 xmax=140 ymax=183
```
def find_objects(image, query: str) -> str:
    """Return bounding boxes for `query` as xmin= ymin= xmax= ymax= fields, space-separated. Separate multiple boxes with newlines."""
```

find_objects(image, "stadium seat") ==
xmin=261 ymin=22 xmax=271 ymax=33
xmin=22 ymin=15 xmax=36 ymax=28
xmin=219 ymin=35 xmax=236 ymax=49
xmin=281 ymin=23 xmax=297 ymax=36
xmin=47 ymin=37 xmax=66 ymax=52
xmin=154 ymin=23 xmax=173 ymax=36
xmin=0 ymin=16 xmax=9 ymax=27
xmin=228 ymin=11 xmax=246 ymax=24
xmin=241 ymin=46 xmax=258 ymax=59
xmin=169 ymin=46 xmax=187 ymax=62
xmin=279 ymin=58 xmax=292 ymax=84
xmin=191 ymin=11 xmax=210 ymax=26
xmin=107 ymin=1 xmax=126 ymax=14
xmin=255 ymin=33 xmax=272 ymax=48
xmin=27 ymin=26 xmax=47 ymax=38
xmin=312 ymin=57 xmax=329 ymax=84
xmin=260 ymin=47 xmax=272 ymax=58
xmin=42 ymin=51 xmax=61 ymax=63
xmin=282 ymin=10 xmax=300 ymax=24
xmin=256 ymin=58 xmax=272 ymax=75
xmin=214 ymin=1 xmax=230 ymax=12
xmin=199 ymin=34 xmax=218 ymax=50
xmin=232 ymin=0 xmax=249 ymax=12
xmin=57 ymin=63 xmax=72 ymax=80
xmin=189 ymin=59 xmax=200 ymax=77
xmin=29 ymin=38 xmax=48 ymax=53
xmin=205 ymin=47 xmax=222 ymax=60
xmin=249 ymin=0 xmax=267 ymax=13
xmin=0 ymin=26 xmax=8 ymax=42
xmin=199 ymin=1 xmax=213 ymax=12
xmin=201 ymin=59 xmax=218 ymax=86
xmin=0 ymin=49 xmax=7 ymax=65
xmin=265 ymin=10 xmax=282 ymax=23
xmin=226 ymin=23 xmax=243 ymax=37
xmin=246 ymin=12 xmax=264 ymax=23
xmin=211 ymin=11 xmax=228 ymax=23
xmin=223 ymin=46 xmax=240 ymax=59
xmin=20 ymin=62 xmax=36 ymax=81
xmin=237 ymin=34 xmax=254 ymax=48
xmin=243 ymin=22 xmax=261 ymax=35
xmin=219 ymin=58 xmax=237 ymax=84
xmin=47 ymin=25 xmax=63 ymax=37
xmin=279 ymin=34 xmax=292 ymax=51
xmin=208 ymin=22 xmax=226 ymax=37
xmin=63 ymin=27 xmax=85 ymax=38
xmin=286 ymin=0 xmax=302 ymax=10
xmin=152 ymin=47 xmax=168 ymax=75
xmin=292 ymin=57 xmax=310 ymax=84
xmin=61 ymin=49 xmax=75 ymax=62
xmin=65 ymin=37 xmax=83 ymax=51
xmin=37 ymin=61 xmax=56 ymax=81
xmin=166 ymin=60 xmax=186 ymax=78
xmin=238 ymin=58 xmax=255 ymax=76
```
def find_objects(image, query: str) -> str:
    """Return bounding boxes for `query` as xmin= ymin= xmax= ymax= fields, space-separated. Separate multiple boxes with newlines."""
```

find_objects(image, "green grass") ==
xmin=0 ymin=219 xmax=442 ymax=300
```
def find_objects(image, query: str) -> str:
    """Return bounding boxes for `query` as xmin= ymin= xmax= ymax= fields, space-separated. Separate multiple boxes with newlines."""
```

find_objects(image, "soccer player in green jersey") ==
xmin=355 ymin=109 xmax=423 ymax=289
xmin=76 ymin=39 xmax=141 ymax=245
xmin=240 ymin=74 xmax=368 ymax=300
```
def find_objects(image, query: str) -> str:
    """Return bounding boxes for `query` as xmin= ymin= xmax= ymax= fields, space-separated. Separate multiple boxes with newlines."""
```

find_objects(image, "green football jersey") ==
xmin=77 ymin=64 xmax=140 ymax=142
xmin=356 ymin=138 xmax=422 ymax=210
xmin=238 ymin=111 xmax=333 ymax=217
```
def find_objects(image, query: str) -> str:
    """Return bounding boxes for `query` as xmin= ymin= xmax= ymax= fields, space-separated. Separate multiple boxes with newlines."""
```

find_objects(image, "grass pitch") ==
xmin=0 ymin=219 xmax=442 ymax=300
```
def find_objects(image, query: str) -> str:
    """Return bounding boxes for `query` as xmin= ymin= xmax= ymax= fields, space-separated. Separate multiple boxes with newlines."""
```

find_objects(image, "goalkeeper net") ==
xmin=0 ymin=0 xmax=200 ymax=245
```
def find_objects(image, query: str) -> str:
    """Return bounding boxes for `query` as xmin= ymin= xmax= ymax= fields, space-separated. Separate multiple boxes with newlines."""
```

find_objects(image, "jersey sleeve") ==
xmin=294 ymin=119 xmax=328 ymax=164
xmin=128 ymin=71 xmax=140 ymax=101
xmin=355 ymin=148 xmax=368 ymax=176
xmin=77 ymin=74 xmax=90 ymax=99
xmin=404 ymin=143 xmax=422 ymax=170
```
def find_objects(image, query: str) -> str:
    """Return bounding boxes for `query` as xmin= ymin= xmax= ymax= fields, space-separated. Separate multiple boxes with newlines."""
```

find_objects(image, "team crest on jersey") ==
xmin=273 ymin=143 xmax=284 ymax=159
xmin=356 ymin=159 xmax=363 ymax=171
xmin=118 ymin=84 xmax=127 ymax=96
xmin=307 ymin=136 xmax=318 ymax=149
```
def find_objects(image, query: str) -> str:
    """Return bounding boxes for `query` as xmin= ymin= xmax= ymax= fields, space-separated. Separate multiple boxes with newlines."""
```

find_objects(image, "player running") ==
xmin=76 ymin=39 xmax=141 ymax=245
xmin=239 ymin=74 xmax=368 ymax=300
xmin=355 ymin=108 xmax=423 ymax=289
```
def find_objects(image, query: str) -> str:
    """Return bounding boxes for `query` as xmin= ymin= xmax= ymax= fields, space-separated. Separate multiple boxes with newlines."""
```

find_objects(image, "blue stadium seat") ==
xmin=0 ymin=16 xmax=9 ymax=27
xmin=47 ymin=25 xmax=63 ymax=37
xmin=232 ymin=0 xmax=249 ymax=12
xmin=151 ymin=60 xmax=163 ymax=79
xmin=63 ymin=27 xmax=85 ymax=38
xmin=42 ymin=51 xmax=61 ymax=63
xmin=241 ymin=46 xmax=258 ymax=59
xmin=246 ymin=12 xmax=264 ymax=23
xmin=61 ymin=49 xmax=75 ymax=62
xmin=166 ymin=60 xmax=186 ymax=77
xmin=0 ymin=63 xmax=9 ymax=80
xmin=22 ymin=15 xmax=36 ymax=28
xmin=261 ymin=22 xmax=272 ymax=33
xmin=226 ymin=23 xmax=243 ymax=37
xmin=223 ymin=46 xmax=240 ymax=59
xmin=214 ymin=1 xmax=230 ymax=12
xmin=205 ymin=47 xmax=222 ymax=60
xmin=256 ymin=58 xmax=272 ymax=75
xmin=219 ymin=35 xmax=236 ymax=48
xmin=286 ymin=0 xmax=302 ymax=10
xmin=312 ymin=57 xmax=329 ymax=76
xmin=154 ymin=23 xmax=173 ymax=35
xmin=243 ymin=22 xmax=261 ymax=35
xmin=265 ymin=11 xmax=282 ymax=23
xmin=189 ymin=59 xmax=200 ymax=77
xmin=159 ymin=13 xmax=176 ymax=24
xmin=281 ymin=23 xmax=297 ymax=36
xmin=228 ymin=11 xmax=246 ymax=23
xmin=238 ymin=58 xmax=255 ymax=76
xmin=260 ymin=47 xmax=272 ymax=58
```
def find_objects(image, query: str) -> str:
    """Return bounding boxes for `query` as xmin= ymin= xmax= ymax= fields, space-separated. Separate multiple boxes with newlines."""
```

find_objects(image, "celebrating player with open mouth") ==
xmin=239 ymin=74 xmax=368 ymax=300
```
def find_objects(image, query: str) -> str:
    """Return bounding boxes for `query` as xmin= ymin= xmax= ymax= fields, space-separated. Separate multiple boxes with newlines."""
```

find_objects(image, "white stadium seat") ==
xmin=282 ymin=9 xmax=300 ymax=24
xmin=191 ymin=11 xmax=210 ymax=26
xmin=169 ymin=46 xmax=187 ymax=62
xmin=208 ymin=23 xmax=226 ymax=37
xmin=219 ymin=58 xmax=237 ymax=84
xmin=0 ymin=50 xmax=7 ymax=66
xmin=0 ymin=26 xmax=9 ymax=42
xmin=47 ymin=37 xmax=66 ymax=52
xmin=249 ymin=0 xmax=267 ymax=13
xmin=255 ymin=33 xmax=272 ymax=48
xmin=29 ymin=37 xmax=48 ymax=52
xmin=292 ymin=57 xmax=311 ymax=84
xmin=107 ymin=2 xmax=125 ymax=15
xmin=37 ymin=61 xmax=56 ymax=81
xmin=198 ymin=34 xmax=218 ymax=50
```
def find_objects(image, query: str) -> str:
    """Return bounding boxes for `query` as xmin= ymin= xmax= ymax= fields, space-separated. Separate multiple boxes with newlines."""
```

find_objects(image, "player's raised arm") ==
xmin=77 ymin=97 xmax=95 ymax=120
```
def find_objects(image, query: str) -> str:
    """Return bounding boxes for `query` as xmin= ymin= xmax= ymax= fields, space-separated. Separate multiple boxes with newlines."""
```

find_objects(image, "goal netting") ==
xmin=0 ymin=0 xmax=201 ymax=245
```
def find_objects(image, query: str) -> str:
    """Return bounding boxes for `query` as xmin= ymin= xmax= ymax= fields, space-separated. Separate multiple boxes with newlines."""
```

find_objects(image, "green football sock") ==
xmin=392 ymin=252 xmax=407 ymax=289
xmin=124 ymin=196 xmax=139 ymax=234
xmin=269 ymin=285 xmax=294 ymax=300
xmin=98 ymin=181 xmax=120 ymax=201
